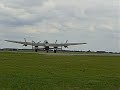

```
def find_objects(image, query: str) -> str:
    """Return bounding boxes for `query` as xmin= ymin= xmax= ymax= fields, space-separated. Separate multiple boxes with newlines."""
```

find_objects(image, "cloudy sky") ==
xmin=0 ymin=0 xmax=120 ymax=52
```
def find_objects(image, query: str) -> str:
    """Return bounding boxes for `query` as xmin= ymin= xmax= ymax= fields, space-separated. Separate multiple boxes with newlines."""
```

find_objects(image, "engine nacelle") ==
xmin=24 ymin=44 xmax=27 ymax=46
xmin=54 ymin=47 xmax=58 ymax=49
xmin=64 ymin=46 xmax=68 ymax=48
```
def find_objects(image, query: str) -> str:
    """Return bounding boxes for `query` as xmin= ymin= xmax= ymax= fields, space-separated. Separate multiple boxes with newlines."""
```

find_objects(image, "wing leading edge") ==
xmin=49 ymin=43 xmax=87 ymax=47
xmin=5 ymin=40 xmax=44 ymax=46
xmin=5 ymin=40 xmax=87 ymax=47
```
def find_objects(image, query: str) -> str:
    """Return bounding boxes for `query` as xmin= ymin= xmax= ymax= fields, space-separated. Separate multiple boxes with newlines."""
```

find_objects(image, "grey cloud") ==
xmin=1 ymin=0 xmax=48 ymax=8
xmin=85 ymin=6 xmax=119 ymax=18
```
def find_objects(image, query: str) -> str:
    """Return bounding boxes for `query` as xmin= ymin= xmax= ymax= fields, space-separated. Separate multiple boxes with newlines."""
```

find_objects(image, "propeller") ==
xmin=32 ymin=41 xmax=41 ymax=51
xmin=64 ymin=40 xmax=68 ymax=48
xmin=37 ymin=41 xmax=41 ymax=44
xmin=66 ymin=40 xmax=68 ymax=43
xmin=32 ymin=40 xmax=36 ymax=50
xmin=55 ymin=40 xmax=57 ymax=44
xmin=23 ymin=38 xmax=27 ymax=46
xmin=32 ymin=40 xmax=36 ymax=43
xmin=24 ymin=38 xmax=26 ymax=42
xmin=54 ymin=40 xmax=58 ymax=49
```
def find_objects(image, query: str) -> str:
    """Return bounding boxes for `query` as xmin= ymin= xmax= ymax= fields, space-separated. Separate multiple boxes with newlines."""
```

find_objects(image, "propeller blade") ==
xmin=32 ymin=40 xmax=36 ymax=50
xmin=55 ymin=40 xmax=57 ymax=44
xmin=24 ymin=38 xmax=26 ymax=42
xmin=23 ymin=38 xmax=27 ymax=46
xmin=64 ymin=40 xmax=68 ymax=48
xmin=37 ymin=41 xmax=41 ymax=44
xmin=32 ymin=41 xmax=36 ymax=43
xmin=66 ymin=40 xmax=68 ymax=43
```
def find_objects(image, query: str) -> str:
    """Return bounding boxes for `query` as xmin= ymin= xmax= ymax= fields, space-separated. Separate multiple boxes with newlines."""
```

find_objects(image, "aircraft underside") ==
xmin=34 ymin=46 xmax=57 ymax=53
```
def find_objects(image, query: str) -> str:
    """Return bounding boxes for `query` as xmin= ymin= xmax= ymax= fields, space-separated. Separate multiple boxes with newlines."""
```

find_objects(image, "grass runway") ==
xmin=0 ymin=52 xmax=120 ymax=90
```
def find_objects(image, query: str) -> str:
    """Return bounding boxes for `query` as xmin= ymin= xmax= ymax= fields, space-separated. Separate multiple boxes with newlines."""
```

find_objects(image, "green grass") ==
xmin=0 ymin=52 xmax=120 ymax=90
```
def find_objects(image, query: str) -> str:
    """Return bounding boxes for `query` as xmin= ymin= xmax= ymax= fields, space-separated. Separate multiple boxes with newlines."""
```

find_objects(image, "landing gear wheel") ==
xmin=35 ymin=46 xmax=38 ymax=52
xmin=54 ymin=50 xmax=56 ymax=53
xmin=35 ymin=49 xmax=38 ymax=52
xmin=46 ymin=51 xmax=48 ymax=53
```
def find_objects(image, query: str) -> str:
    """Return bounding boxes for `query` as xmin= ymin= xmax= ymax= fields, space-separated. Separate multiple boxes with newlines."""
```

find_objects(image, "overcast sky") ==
xmin=0 ymin=0 xmax=120 ymax=52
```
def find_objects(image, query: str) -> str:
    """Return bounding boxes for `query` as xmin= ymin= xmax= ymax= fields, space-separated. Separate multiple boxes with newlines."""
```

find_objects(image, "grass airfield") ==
xmin=0 ymin=52 xmax=120 ymax=90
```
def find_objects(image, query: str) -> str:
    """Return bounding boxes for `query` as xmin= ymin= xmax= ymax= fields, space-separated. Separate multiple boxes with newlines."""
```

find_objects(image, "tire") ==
xmin=54 ymin=50 xmax=56 ymax=53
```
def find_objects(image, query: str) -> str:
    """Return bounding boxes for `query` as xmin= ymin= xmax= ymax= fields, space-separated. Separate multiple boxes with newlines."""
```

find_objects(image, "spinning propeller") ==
xmin=23 ymin=38 xmax=27 ymax=46
xmin=64 ymin=40 xmax=68 ymax=48
xmin=55 ymin=40 xmax=57 ymax=44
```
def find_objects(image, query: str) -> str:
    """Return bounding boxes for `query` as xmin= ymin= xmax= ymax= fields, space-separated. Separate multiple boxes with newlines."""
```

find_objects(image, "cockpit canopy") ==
xmin=44 ymin=40 xmax=48 ymax=44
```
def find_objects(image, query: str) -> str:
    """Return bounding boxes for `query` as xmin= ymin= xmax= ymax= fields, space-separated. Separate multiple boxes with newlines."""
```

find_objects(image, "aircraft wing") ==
xmin=5 ymin=40 xmax=87 ymax=47
xmin=49 ymin=43 xmax=87 ymax=47
xmin=5 ymin=40 xmax=44 ymax=46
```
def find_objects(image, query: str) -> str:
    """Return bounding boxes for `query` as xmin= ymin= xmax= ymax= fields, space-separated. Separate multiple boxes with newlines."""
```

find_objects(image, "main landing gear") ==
xmin=35 ymin=49 xmax=38 ymax=52
xmin=54 ymin=50 xmax=57 ymax=53
xmin=35 ymin=46 xmax=38 ymax=52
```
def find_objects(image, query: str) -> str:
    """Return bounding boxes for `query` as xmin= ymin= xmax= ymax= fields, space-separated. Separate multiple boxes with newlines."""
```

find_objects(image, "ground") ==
xmin=0 ymin=52 xmax=120 ymax=90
